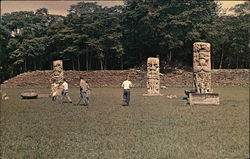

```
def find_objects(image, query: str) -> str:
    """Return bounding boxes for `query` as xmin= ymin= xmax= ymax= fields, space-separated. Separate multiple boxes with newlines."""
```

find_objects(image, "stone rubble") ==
xmin=1 ymin=69 xmax=248 ymax=88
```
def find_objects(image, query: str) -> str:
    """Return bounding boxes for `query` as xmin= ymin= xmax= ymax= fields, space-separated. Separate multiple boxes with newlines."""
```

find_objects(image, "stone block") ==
xmin=189 ymin=93 xmax=219 ymax=105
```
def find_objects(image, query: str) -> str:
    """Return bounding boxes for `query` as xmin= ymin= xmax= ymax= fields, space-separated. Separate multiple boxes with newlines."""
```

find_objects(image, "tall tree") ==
xmin=122 ymin=0 xmax=219 ymax=68
xmin=0 ymin=25 xmax=11 ymax=82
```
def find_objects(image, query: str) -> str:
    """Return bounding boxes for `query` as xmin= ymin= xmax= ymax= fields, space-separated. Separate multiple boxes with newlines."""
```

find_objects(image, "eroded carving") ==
xmin=144 ymin=57 xmax=162 ymax=96
xmin=193 ymin=42 xmax=212 ymax=93
xmin=52 ymin=60 xmax=64 ymax=85
xmin=50 ymin=60 xmax=64 ymax=99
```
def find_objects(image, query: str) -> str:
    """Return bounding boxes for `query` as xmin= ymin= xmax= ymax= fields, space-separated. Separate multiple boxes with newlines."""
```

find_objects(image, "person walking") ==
xmin=50 ymin=80 xmax=59 ymax=101
xmin=61 ymin=78 xmax=72 ymax=103
xmin=85 ymin=81 xmax=91 ymax=101
xmin=122 ymin=77 xmax=132 ymax=106
xmin=75 ymin=76 xmax=90 ymax=106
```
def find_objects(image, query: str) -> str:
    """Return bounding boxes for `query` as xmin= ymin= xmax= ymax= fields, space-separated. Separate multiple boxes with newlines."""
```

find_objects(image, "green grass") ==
xmin=0 ymin=87 xmax=249 ymax=159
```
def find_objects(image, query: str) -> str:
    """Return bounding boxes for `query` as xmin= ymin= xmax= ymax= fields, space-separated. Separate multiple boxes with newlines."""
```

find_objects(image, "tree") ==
xmin=0 ymin=1 xmax=249 ymax=82
xmin=122 ymin=0 xmax=219 ymax=68
xmin=7 ymin=38 xmax=24 ymax=74
xmin=205 ymin=2 xmax=249 ymax=69
xmin=0 ymin=25 xmax=11 ymax=82
xmin=65 ymin=2 xmax=124 ymax=70
xmin=1 ymin=8 xmax=64 ymax=75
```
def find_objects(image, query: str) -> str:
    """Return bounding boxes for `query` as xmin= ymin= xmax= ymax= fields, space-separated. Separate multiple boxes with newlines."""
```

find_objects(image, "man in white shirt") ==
xmin=122 ymin=77 xmax=132 ymax=106
xmin=61 ymin=78 xmax=72 ymax=103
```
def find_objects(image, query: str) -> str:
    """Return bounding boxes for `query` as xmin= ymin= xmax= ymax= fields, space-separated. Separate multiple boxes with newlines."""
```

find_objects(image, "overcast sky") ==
xmin=1 ymin=1 xmax=247 ymax=16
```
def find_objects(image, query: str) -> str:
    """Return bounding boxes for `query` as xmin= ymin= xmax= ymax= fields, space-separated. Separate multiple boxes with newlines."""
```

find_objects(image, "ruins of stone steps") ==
xmin=1 ymin=69 xmax=249 ymax=88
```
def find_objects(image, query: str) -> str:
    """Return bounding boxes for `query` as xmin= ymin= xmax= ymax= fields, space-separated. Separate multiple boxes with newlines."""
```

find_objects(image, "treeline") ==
xmin=0 ymin=0 xmax=249 ymax=82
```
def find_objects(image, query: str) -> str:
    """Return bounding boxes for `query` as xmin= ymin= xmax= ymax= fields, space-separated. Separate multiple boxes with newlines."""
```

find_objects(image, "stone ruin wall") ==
xmin=193 ymin=42 xmax=212 ymax=93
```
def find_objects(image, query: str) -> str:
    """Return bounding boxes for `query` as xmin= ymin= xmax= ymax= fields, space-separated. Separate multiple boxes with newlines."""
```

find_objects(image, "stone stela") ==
xmin=51 ymin=60 xmax=64 ymax=94
xmin=143 ymin=57 xmax=163 ymax=96
xmin=185 ymin=42 xmax=219 ymax=105
xmin=52 ymin=60 xmax=64 ymax=85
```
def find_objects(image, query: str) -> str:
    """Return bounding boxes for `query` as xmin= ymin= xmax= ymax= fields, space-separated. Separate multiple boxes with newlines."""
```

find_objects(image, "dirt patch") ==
xmin=1 ymin=69 xmax=249 ymax=88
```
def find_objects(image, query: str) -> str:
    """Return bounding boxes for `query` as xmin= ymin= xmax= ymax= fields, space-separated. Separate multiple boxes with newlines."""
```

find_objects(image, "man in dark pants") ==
xmin=122 ymin=77 xmax=132 ymax=106
xmin=61 ymin=78 xmax=72 ymax=103
xmin=75 ymin=76 xmax=90 ymax=106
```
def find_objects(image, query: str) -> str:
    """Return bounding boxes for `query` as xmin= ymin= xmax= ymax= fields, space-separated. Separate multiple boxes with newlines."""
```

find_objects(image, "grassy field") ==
xmin=0 ymin=87 xmax=249 ymax=159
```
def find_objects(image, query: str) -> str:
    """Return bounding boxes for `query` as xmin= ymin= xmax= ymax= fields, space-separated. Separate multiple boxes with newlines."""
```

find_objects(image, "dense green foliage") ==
xmin=0 ymin=1 xmax=249 ymax=82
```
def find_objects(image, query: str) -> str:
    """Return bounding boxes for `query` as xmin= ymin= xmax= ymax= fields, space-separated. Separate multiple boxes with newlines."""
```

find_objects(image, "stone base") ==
xmin=188 ymin=93 xmax=219 ymax=105
xmin=143 ymin=94 xmax=164 ymax=96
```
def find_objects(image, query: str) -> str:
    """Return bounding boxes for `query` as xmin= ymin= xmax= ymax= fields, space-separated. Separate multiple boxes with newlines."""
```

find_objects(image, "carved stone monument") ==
xmin=143 ymin=57 xmax=163 ymax=96
xmin=51 ymin=60 xmax=64 ymax=97
xmin=52 ymin=60 xmax=64 ymax=85
xmin=185 ymin=42 xmax=219 ymax=105
xmin=193 ymin=42 xmax=212 ymax=93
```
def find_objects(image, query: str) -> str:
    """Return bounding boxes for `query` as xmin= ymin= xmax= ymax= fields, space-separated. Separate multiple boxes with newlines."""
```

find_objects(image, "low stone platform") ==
xmin=188 ymin=93 xmax=219 ymax=105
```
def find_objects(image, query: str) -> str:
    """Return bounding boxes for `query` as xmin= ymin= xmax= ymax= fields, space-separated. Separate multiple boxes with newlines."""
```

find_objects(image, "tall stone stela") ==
xmin=143 ymin=57 xmax=163 ymax=96
xmin=50 ymin=60 xmax=64 ymax=98
xmin=52 ymin=60 xmax=64 ymax=85
xmin=185 ymin=42 xmax=219 ymax=105
xmin=193 ymin=42 xmax=212 ymax=93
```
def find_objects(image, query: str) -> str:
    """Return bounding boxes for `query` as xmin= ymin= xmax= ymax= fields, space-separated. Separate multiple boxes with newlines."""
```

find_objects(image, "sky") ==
xmin=1 ymin=1 xmax=247 ymax=16
xmin=1 ymin=1 xmax=124 ymax=16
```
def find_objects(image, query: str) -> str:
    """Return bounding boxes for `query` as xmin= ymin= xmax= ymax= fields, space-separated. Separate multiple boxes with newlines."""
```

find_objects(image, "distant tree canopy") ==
xmin=0 ymin=1 xmax=249 ymax=82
